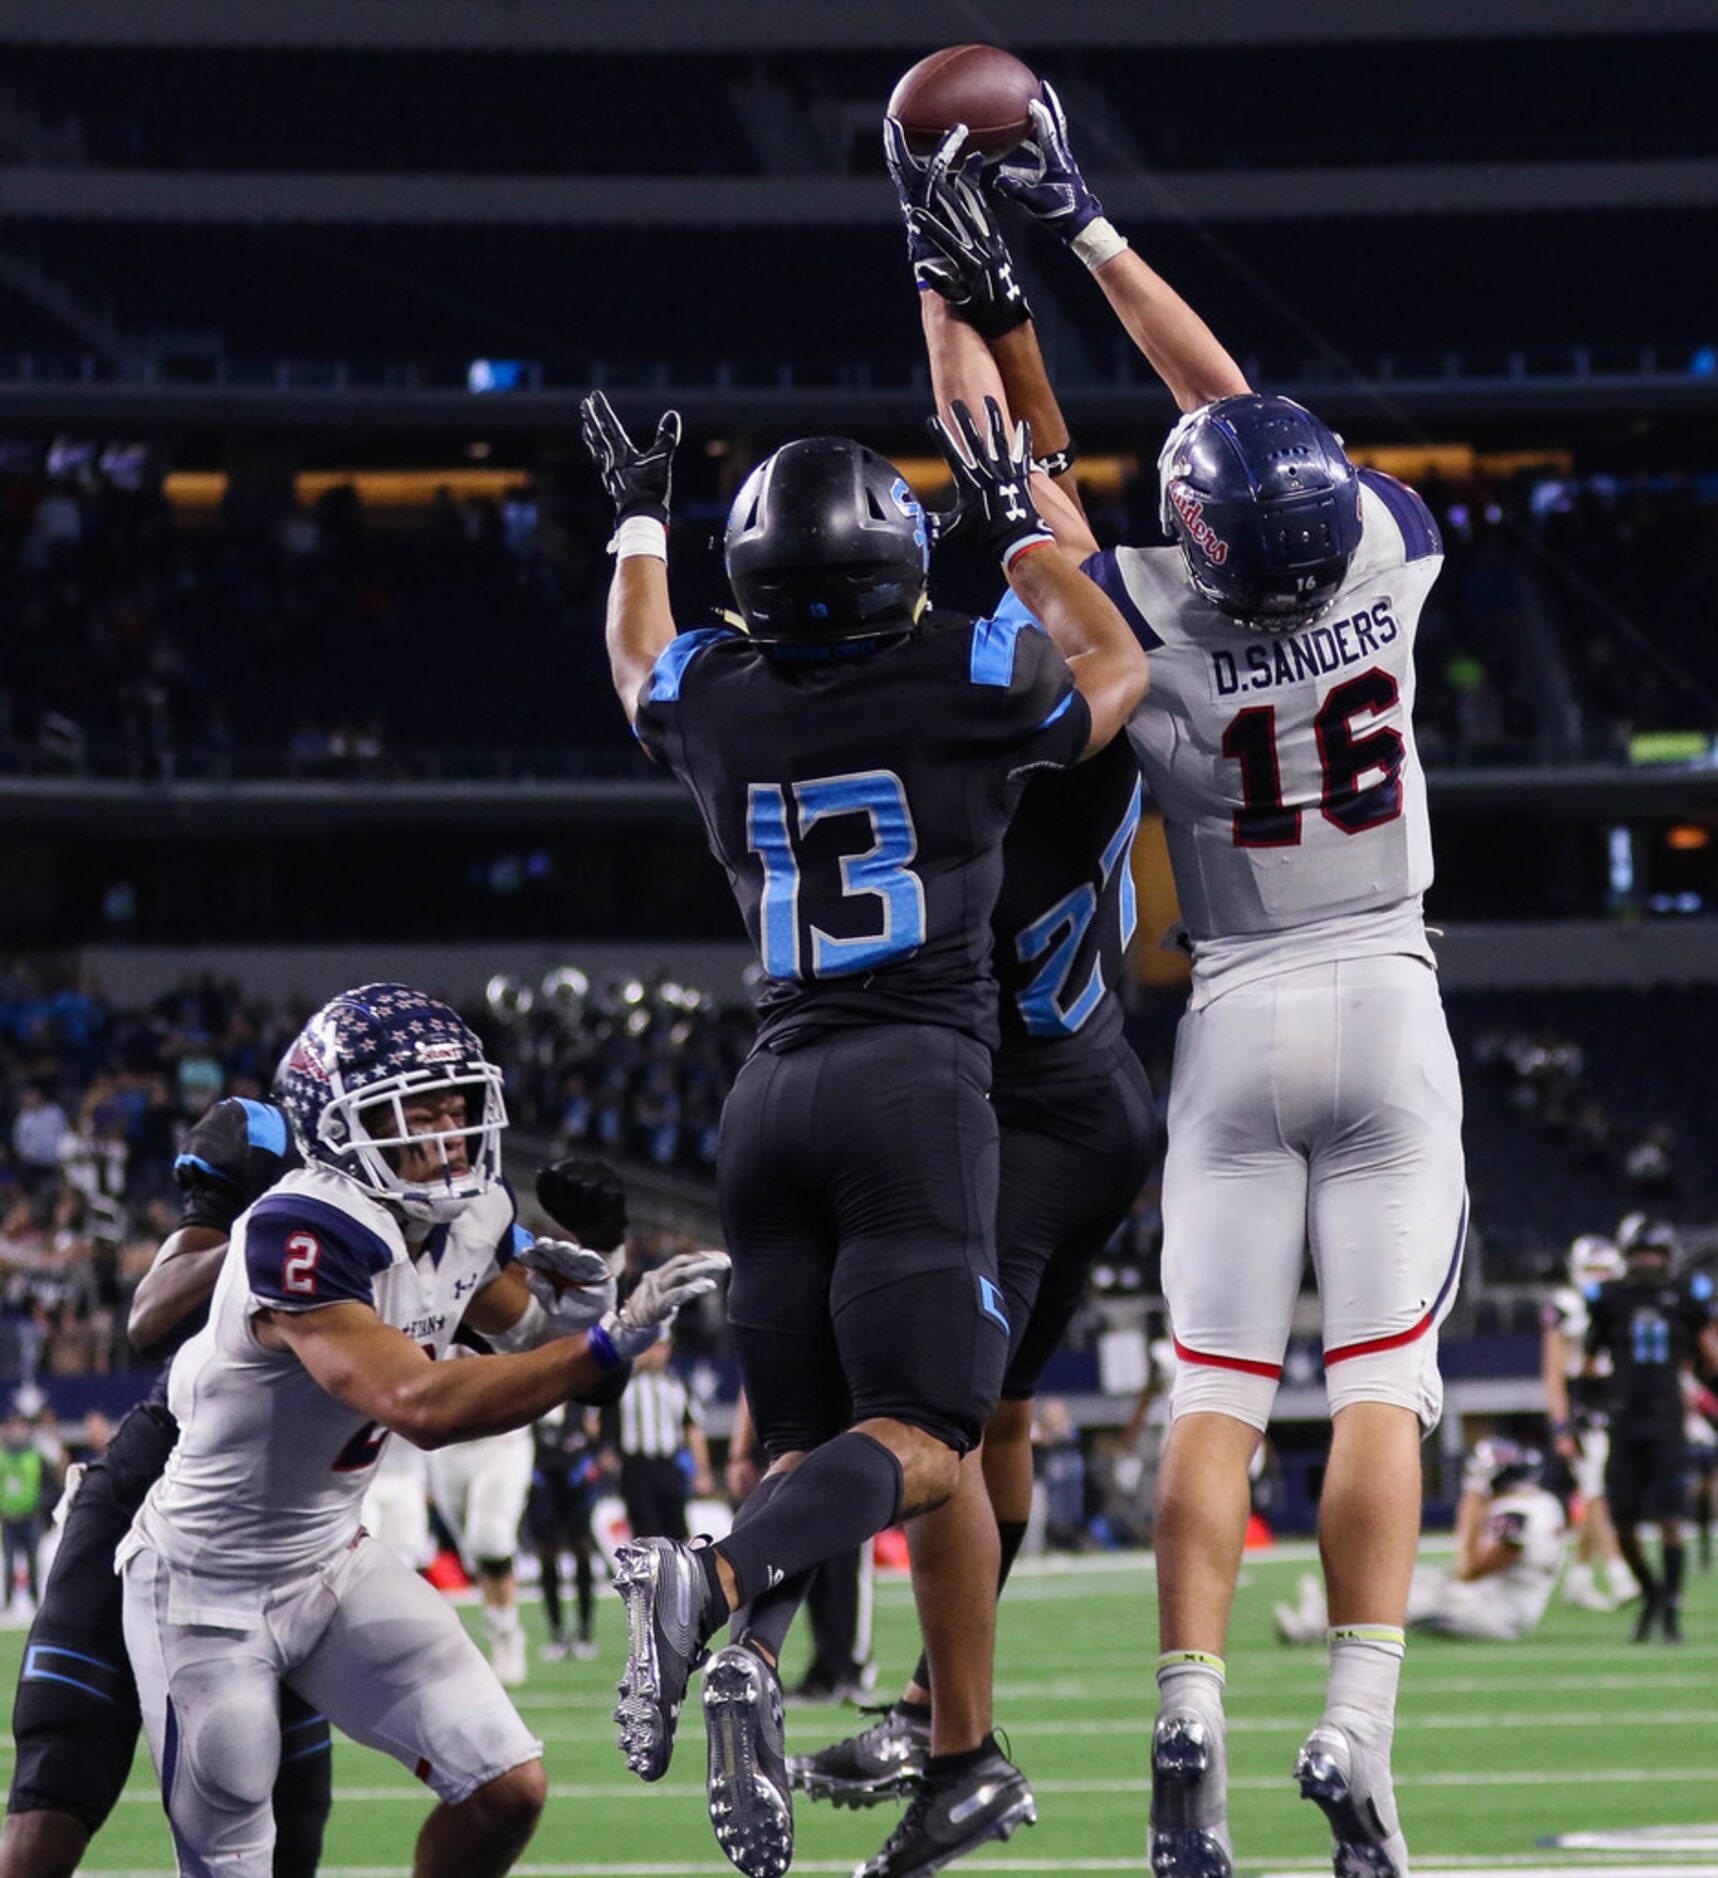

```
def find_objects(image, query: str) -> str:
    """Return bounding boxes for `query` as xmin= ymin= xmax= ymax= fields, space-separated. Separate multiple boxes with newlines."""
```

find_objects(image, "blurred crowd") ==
xmin=2 ymin=457 xmax=1714 ymax=783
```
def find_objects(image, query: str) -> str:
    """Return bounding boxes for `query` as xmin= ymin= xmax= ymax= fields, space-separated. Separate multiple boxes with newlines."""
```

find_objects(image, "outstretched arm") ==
xmin=580 ymin=392 xmax=682 ymax=724
xmin=986 ymin=82 xmax=1251 ymax=411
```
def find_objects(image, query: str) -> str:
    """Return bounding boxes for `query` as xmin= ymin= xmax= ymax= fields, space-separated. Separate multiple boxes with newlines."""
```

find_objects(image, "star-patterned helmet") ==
xmin=276 ymin=983 xmax=507 ymax=1224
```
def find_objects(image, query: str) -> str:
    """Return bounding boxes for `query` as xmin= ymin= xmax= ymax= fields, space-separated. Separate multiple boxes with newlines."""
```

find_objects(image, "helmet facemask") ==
xmin=321 ymin=1063 xmax=508 ymax=1225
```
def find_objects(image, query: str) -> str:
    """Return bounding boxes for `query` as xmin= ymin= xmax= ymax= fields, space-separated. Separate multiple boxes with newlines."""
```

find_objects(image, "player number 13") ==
xmin=747 ymin=770 xmax=927 ymax=980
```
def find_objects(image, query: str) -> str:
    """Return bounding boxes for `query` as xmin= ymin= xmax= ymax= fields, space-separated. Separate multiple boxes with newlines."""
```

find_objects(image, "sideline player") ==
xmin=897 ymin=99 xmax=1466 ymax=1876
xmin=118 ymin=985 xmax=726 ymax=1878
xmin=1275 ymin=1442 xmax=1564 ymax=1643
xmin=1 ymin=1095 xmax=333 ymax=1878
xmin=581 ymin=392 xmax=1147 ymax=1878
xmin=528 ymin=1403 xmax=602 ymax=1660
xmin=1542 ymin=1234 xmax=1633 ymax=1610
xmin=428 ymin=1403 xmax=536 ymax=1687
xmin=1583 ymin=1220 xmax=1718 ymax=1641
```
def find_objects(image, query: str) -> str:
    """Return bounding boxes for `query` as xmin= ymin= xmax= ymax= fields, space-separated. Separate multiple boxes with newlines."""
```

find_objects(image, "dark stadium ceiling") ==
xmin=0 ymin=0 xmax=1708 ymax=51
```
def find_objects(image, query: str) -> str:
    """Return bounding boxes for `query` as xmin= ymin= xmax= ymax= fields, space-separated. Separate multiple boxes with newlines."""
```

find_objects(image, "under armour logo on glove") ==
xmin=929 ymin=396 xmax=1053 ymax=572
xmin=1000 ymin=482 xmax=1025 ymax=522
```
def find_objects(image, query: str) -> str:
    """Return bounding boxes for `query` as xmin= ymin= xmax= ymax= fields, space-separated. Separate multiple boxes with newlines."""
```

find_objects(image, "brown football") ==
xmin=887 ymin=44 xmax=1042 ymax=159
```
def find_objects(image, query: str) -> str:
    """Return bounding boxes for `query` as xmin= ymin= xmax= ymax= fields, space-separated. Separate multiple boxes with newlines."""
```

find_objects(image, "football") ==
xmin=887 ymin=44 xmax=1042 ymax=158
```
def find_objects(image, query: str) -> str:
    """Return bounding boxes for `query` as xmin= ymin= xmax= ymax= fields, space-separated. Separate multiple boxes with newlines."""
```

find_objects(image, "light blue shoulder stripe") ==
xmin=649 ymin=627 xmax=730 ymax=703
xmin=969 ymin=603 xmax=1043 ymax=686
xmin=235 ymin=1098 xmax=289 ymax=1157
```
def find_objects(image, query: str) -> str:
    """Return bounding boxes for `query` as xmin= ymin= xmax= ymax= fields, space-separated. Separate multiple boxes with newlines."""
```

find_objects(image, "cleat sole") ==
xmin=1150 ymin=1714 xmax=1232 ymax=1878
xmin=1293 ymin=1744 xmax=1402 ymax=1878
xmin=704 ymin=1652 xmax=793 ymax=1878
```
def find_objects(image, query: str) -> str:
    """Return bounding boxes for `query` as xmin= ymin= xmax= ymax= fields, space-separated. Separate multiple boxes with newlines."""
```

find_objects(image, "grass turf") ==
xmin=10 ymin=1541 xmax=1716 ymax=1873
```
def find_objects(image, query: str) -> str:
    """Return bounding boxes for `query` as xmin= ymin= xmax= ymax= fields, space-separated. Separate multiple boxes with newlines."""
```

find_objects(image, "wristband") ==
xmin=1002 ymin=531 xmax=1057 ymax=573
xmin=1070 ymin=216 xmax=1130 ymax=272
xmin=1550 ymin=1418 xmax=1574 ymax=1438
xmin=1034 ymin=445 xmax=1077 ymax=479
xmin=609 ymin=515 xmax=668 ymax=561
xmin=586 ymin=1317 xmax=624 ymax=1371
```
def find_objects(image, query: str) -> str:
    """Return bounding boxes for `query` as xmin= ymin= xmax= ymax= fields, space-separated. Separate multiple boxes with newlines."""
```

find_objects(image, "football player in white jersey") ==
xmin=427 ymin=1399 xmax=536 ymax=1687
xmin=118 ymin=984 xmax=727 ymax=1878
xmin=1541 ymin=1234 xmax=1633 ymax=1610
xmin=1275 ymin=1442 xmax=1565 ymax=1644
xmin=891 ymin=98 xmax=1466 ymax=1877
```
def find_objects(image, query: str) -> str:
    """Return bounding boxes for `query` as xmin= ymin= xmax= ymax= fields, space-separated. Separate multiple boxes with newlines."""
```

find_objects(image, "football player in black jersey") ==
xmin=1 ymin=1099 xmax=333 ymax=1878
xmin=581 ymin=393 xmax=1148 ymax=1878
xmin=1583 ymin=1221 xmax=1718 ymax=1641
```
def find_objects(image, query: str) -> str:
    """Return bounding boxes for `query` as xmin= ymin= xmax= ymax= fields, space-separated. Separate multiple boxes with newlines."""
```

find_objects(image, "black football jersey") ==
xmin=1586 ymin=1270 xmax=1715 ymax=1433
xmin=634 ymin=609 xmax=1091 ymax=1051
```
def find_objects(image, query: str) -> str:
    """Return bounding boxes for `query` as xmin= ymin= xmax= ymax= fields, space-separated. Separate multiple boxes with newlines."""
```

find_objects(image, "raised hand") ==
xmin=516 ymin=1237 xmax=617 ymax=1334
xmin=910 ymin=153 xmax=1033 ymax=339
xmin=988 ymin=80 xmax=1106 ymax=243
xmin=579 ymin=390 xmax=681 ymax=524
xmin=930 ymin=396 xmax=1055 ymax=569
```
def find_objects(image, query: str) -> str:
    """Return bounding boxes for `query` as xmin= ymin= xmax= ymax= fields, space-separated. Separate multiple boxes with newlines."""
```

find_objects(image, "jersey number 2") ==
xmin=747 ymin=770 xmax=927 ymax=979
xmin=1223 ymin=668 xmax=1404 ymax=848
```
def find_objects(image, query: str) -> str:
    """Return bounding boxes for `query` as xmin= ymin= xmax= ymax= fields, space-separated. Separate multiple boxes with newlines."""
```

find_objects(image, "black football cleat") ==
xmin=1149 ymin=1708 xmax=1233 ymax=1878
xmin=790 ymin=1703 xmax=931 ymax=1808
xmin=613 ymin=1537 xmax=719 ymax=1781
xmin=853 ymin=1740 xmax=1035 ymax=1878
xmin=1661 ymin=1597 xmax=1684 ymax=1644
xmin=1632 ymin=1589 xmax=1661 ymax=1643
xmin=704 ymin=1644 xmax=794 ymax=1878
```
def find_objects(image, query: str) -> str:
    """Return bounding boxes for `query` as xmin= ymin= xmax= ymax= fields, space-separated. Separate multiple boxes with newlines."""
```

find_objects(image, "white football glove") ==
xmin=516 ymin=1237 xmax=618 ymax=1336
xmin=594 ymin=1250 xmax=731 ymax=1364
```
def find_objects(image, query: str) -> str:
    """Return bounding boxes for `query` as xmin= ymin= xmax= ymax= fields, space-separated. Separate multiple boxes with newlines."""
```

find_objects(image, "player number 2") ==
xmin=282 ymin=1232 xmax=322 ymax=1296
xmin=747 ymin=770 xmax=927 ymax=979
xmin=1224 ymin=668 xmax=1405 ymax=848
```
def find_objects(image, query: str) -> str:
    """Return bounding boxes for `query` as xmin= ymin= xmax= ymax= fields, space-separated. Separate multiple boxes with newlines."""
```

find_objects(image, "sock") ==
xmin=1664 ymin=1540 xmax=1686 ymax=1606
xmin=485 ymin=1603 xmax=521 ymax=1640
xmin=1156 ymin=1649 xmax=1226 ymax=1725
xmin=725 ymin=1470 xmax=796 ymax=1637
xmin=896 ymin=1697 xmax=931 ymax=1721
xmin=925 ymin=1733 xmax=999 ymax=1780
xmin=738 ymin=1570 xmax=814 ymax=1664
xmin=539 ymin=1555 xmax=564 ymax=1637
xmin=715 ymin=1433 xmax=904 ymax=1607
xmin=909 ymin=1518 xmax=1030 ymax=1694
xmin=1324 ymin=1626 xmax=1405 ymax=1830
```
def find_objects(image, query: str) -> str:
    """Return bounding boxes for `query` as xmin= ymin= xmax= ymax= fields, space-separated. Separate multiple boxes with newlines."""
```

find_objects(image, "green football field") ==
xmin=13 ymin=1542 xmax=1717 ymax=1875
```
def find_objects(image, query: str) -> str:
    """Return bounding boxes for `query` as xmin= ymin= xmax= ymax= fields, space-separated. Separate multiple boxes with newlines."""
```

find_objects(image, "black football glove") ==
xmin=909 ymin=151 xmax=1033 ymax=340
xmin=536 ymin=1156 xmax=629 ymax=1252
xmin=930 ymin=396 xmax=1055 ymax=569
xmin=579 ymin=391 xmax=681 ymax=526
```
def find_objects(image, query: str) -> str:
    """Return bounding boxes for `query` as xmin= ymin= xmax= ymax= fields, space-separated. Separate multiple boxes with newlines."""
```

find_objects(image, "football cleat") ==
xmin=1661 ymin=1598 xmax=1684 ymax=1645
xmin=1294 ymin=1723 xmax=1408 ymax=1878
xmin=1632 ymin=1590 xmax=1661 ymax=1643
xmin=488 ymin=1622 xmax=527 ymax=1689
xmin=1149 ymin=1708 xmax=1233 ymax=1877
xmin=613 ymin=1538 xmax=719 ymax=1781
xmin=853 ymin=1740 xmax=1035 ymax=1878
xmin=704 ymin=1644 xmax=794 ymax=1878
xmin=790 ymin=1703 xmax=931 ymax=1807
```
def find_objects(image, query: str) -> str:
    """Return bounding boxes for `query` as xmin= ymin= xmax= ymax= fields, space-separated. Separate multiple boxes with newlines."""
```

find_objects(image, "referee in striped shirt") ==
xmin=605 ymin=1338 xmax=712 ymax=1542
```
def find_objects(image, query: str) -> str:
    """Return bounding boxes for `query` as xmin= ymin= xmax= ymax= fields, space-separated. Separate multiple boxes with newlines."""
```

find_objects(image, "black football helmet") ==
xmin=724 ymin=437 xmax=929 ymax=643
xmin=1471 ymin=1438 xmax=1544 ymax=1496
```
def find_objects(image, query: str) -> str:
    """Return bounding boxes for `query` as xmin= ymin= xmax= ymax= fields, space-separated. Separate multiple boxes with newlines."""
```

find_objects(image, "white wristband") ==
xmin=1071 ymin=216 xmax=1130 ymax=273
xmin=609 ymin=515 xmax=668 ymax=561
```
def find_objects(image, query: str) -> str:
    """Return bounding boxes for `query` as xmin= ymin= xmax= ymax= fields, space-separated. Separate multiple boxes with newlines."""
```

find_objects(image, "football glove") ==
xmin=579 ymin=390 xmax=681 ymax=525
xmin=592 ymin=1250 xmax=731 ymax=1365
xmin=536 ymin=1156 xmax=628 ymax=1253
xmin=516 ymin=1237 xmax=618 ymax=1336
xmin=909 ymin=150 xmax=1033 ymax=340
xmin=930 ymin=396 xmax=1055 ymax=570
xmin=988 ymin=81 xmax=1106 ymax=243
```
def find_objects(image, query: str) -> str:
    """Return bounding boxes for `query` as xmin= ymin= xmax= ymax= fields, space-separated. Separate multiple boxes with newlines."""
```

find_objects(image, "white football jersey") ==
xmin=1484 ymin=1484 xmax=1566 ymax=1631
xmin=128 ymin=1166 xmax=521 ymax=1581
xmin=1085 ymin=472 xmax=1443 ymax=1002
xmin=1544 ymin=1284 xmax=1590 ymax=1373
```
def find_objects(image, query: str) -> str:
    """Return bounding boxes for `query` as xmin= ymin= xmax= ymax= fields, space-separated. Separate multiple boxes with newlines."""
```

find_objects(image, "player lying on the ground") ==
xmin=115 ymin=984 xmax=726 ymax=1878
xmin=1275 ymin=1442 xmax=1565 ymax=1643
xmin=888 ymin=87 xmax=1465 ymax=1878
xmin=581 ymin=388 xmax=1147 ymax=1878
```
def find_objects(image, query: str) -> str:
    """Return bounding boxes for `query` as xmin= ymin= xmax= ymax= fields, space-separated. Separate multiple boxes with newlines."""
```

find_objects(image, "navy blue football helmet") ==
xmin=277 ymin=983 xmax=507 ymax=1224
xmin=724 ymin=437 xmax=929 ymax=643
xmin=1158 ymin=395 xmax=1364 ymax=632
